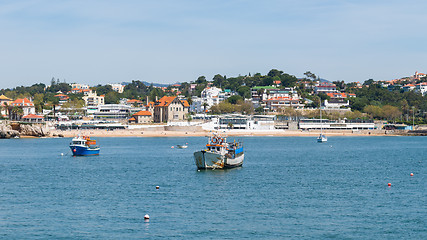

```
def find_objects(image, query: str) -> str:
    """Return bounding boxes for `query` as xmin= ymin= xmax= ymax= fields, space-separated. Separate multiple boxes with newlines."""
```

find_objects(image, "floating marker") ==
xmin=61 ymin=153 xmax=64 ymax=156
xmin=410 ymin=173 xmax=414 ymax=176
xmin=171 ymin=146 xmax=174 ymax=148
xmin=144 ymin=214 xmax=150 ymax=220
xmin=388 ymin=183 xmax=391 ymax=187
xmin=156 ymin=186 xmax=159 ymax=189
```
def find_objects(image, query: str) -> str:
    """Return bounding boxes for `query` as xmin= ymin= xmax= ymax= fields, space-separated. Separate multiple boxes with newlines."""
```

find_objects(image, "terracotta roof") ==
xmin=146 ymin=102 xmax=155 ymax=107
xmin=156 ymin=96 xmax=177 ymax=107
xmin=181 ymin=100 xmax=190 ymax=107
xmin=22 ymin=114 xmax=43 ymax=119
xmin=55 ymin=94 xmax=69 ymax=98
xmin=133 ymin=110 xmax=152 ymax=116
xmin=326 ymin=92 xmax=347 ymax=98
xmin=11 ymin=98 xmax=34 ymax=107
xmin=128 ymin=117 xmax=136 ymax=121
xmin=0 ymin=95 xmax=12 ymax=101
xmin=127 ymin=99 xmax=143 ymax=103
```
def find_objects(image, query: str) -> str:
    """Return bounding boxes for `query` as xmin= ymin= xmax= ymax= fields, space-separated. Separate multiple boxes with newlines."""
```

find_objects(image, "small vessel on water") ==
xmin=317 ymin=103 xmax=327 ymax=143
xmin=69 ymin=135 xmax=100 ymax=156
xmin=194 ymin=133 xmax=244 ymax=169
xmin=176 ymin=144 xmax=188 ymax=149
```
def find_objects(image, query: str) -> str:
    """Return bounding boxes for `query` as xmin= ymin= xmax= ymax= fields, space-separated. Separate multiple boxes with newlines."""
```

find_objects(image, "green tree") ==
xmin=105 ymin=92 xmax=120 ymax=104
xmin=237 ymin=86 xmax=251 ymax=99
xmin=227 ymin=95 xmax=243 ymax=104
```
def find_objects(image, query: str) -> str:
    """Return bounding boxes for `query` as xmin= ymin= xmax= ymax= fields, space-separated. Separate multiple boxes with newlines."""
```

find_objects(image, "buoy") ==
xmin=61 ymin=153 xmax=64 ymax=156
xmin=156 ymin=186 xmax=159 ymax=189
xmin=388 ymin=183 xmax=391 ymax=187
xmin=410 ymin=173 xmax=414 ymax=176
xmin=144 ymin=214 xmax=150 ymax=220
xmin=171 ymin=146 xmax=174 ymax=148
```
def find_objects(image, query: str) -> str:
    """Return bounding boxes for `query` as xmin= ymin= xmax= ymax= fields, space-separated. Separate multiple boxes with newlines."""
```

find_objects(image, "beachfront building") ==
xmin=153 ymin=96 xmax=190 ymax=123
xmin=9 ymin=98 xmax=36 ymax=120
xmin=218 ymin=114 xmax=251 ymax=130
xmin=83 ymin=91 xmax=105 ymax=114
xmin=0 ymin=94 xmax=13 ymax=117
xmin=93 ymin=104 xmax=131 ymax=120
xmin=299 ymin=119 xmax=375 ymax=130
xmin=108 ymin=83 xmax=125 ymax=93
xmin=130 ymin=110 xmax=152 ymax=124
xmin=21 ymin=114 xmax=44 ymax=123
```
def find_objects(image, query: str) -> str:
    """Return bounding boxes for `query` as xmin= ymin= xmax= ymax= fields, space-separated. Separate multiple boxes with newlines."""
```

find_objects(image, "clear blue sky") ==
xmin=0 ymin=0 xmax=426 ymax=88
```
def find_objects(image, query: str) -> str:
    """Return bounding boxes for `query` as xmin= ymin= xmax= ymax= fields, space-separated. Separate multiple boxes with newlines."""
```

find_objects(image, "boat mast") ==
xmin=320 ymin=99 xmax=322 ymax=135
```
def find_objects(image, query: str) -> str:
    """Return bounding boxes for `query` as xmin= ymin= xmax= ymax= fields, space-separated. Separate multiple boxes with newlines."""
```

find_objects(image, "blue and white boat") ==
xmin=194 ymin=133 xmax=244 ymax=169
xmin=69 ymin=135 xmax=100 ymax=156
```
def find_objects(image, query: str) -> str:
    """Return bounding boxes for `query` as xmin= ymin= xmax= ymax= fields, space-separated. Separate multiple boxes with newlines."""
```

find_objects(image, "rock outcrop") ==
xmin=19 ymin=124 xmax=50 ymax=137
xmin=0 ymin=124 xmax=20 ymax=138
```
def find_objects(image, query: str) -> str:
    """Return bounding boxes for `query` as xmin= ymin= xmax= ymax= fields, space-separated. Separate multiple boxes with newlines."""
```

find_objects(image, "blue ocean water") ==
xmin=0 ymin=136 xmax=425 ymax=239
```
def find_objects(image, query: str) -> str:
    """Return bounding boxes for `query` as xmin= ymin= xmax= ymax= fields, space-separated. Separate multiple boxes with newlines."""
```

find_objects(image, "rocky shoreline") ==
xmin=0 ymin=123 xmax=51 ymax=138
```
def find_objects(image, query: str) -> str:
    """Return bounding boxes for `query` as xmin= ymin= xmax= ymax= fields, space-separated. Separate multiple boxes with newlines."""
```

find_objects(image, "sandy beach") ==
xmin=51 ymin=128 xmax=391 ymax=138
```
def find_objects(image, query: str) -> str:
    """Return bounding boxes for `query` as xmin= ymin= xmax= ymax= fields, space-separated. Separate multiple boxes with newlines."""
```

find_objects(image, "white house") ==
xmin=415 ymin=82 xmax=427 ymax=96
xmin=109 ymin=83 xmax=125 ymax=93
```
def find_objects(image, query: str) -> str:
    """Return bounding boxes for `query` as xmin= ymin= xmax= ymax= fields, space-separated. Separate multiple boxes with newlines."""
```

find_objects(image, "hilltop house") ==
xmin=153 ymin=96 xmax=189 ymax=123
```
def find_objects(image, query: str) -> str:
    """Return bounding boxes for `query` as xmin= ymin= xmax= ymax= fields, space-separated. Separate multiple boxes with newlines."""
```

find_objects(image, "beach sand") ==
xmin=51 ymin=128 xmax=390 ymax=138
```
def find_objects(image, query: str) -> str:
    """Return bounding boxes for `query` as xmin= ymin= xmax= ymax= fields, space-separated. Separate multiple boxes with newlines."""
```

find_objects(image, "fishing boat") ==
xmin=69 ymin=135 xmax=100 ymax=156
xmin=194 ymin=133 xmax=244 ymax=169
xmin=317 ymin=103 xmax=327 ymax=143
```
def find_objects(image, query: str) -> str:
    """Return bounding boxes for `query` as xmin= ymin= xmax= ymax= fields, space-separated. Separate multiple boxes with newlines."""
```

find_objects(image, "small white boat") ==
xmin=317 ymin=134 xmax=327 ymax=143
xmin=177 ymin=144 xmax=188 ymax=149
xmin=317 ymin=102 xmax=327 ymax=143
xmin=194 ymin=133 xmax=244 ymax=169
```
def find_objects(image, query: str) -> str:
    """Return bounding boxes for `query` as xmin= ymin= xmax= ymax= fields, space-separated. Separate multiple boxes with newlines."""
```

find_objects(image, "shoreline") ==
xmin=50 ymin=129 xmax=397 ymax=138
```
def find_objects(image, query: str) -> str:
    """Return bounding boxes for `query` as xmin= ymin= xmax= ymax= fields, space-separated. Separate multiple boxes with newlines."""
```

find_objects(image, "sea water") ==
xmin=0 ymin=136 xmax=425 ymax=239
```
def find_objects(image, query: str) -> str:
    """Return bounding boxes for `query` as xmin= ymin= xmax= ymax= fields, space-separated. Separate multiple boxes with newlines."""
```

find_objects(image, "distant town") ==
xmin=0 ymin=69 xmax=426 ymax=134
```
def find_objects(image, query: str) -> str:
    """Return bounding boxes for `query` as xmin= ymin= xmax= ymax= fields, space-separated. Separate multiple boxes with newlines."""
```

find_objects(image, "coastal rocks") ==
xmin=19 ymin=124 xmax=50 ymax=137
xmin=0 ymin=124 xmax=20 ymax=138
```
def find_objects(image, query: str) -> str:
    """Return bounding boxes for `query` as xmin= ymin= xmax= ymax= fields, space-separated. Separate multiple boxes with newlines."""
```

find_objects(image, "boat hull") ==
xmin=194 ymin=151 xmax=244 ymax=169
xmin=70 ymin=145 xmax=100 ymax=156
xmin=317 ymin=135 xmax=327 ymax=143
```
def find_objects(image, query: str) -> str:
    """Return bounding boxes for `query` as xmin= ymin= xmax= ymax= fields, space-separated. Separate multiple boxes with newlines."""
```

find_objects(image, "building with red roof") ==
xmin=22 ymin=114 xmax=44 ymax=123
xmin=130 ymin=110 xmax=153 ymax=124
xmin=263 ymin=96 xmax=303 ymax=111
xmin=9 ymin=98 xmax=36 ymax=120
xmin=153 ymin=96 xmax=190 ymax=123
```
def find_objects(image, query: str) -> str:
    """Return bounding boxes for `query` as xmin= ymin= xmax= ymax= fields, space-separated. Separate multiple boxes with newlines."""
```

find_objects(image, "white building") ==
xmin=415 ymin=83 xmax=427 ymax=96
xmin=109 ymin=83 xmax=125 ymax=93
xmin=71 ymin=83 xmax=90 ymax=90
xmin=190 ymin=87 xmax=234 ymax=113
xmin=315 ymin=82 xmax=337 ymax=94
xmin=82 ymin=91 xmax=105 ymax=114
xmin=94 ymin=104 xmax=131 ymax=120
